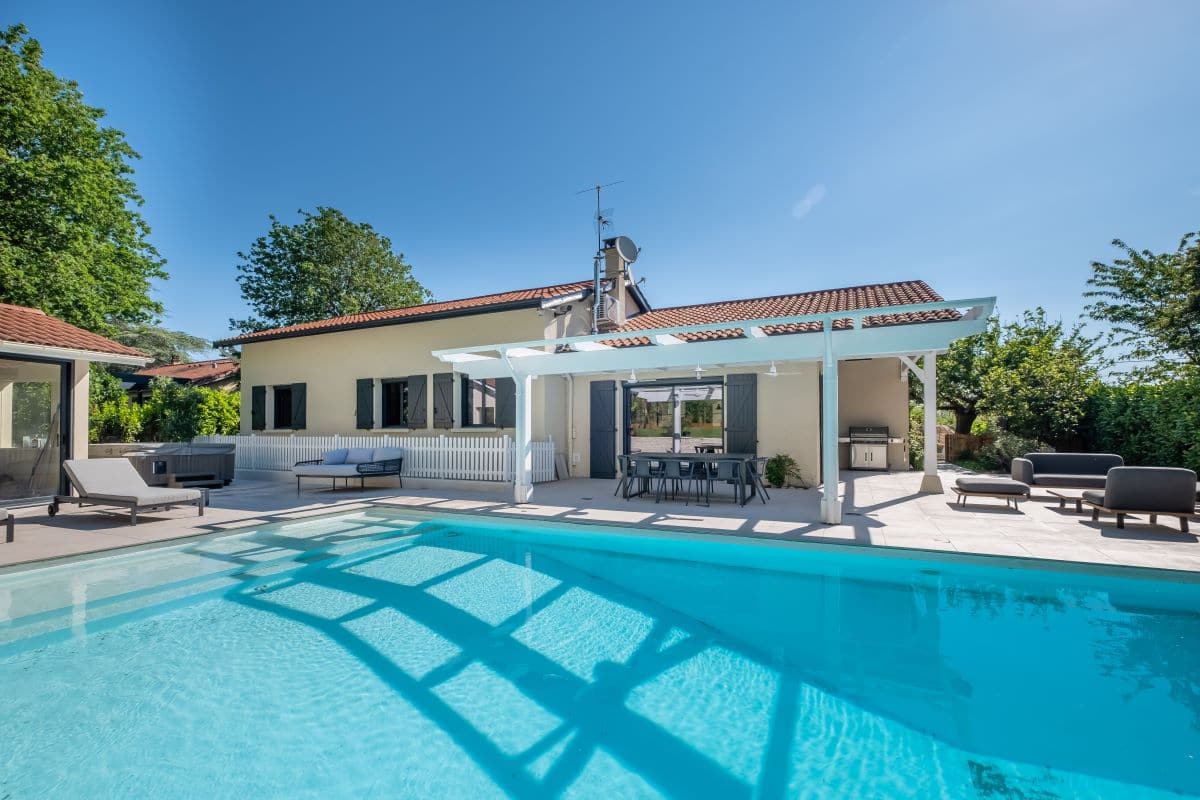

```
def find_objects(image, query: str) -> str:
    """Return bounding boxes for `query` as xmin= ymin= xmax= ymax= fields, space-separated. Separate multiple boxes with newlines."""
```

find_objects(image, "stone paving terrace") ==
xmin=2 ymin=468 xmax=1198 ymax=573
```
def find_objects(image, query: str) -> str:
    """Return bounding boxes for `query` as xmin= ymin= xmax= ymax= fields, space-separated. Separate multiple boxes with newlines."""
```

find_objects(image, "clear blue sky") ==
xmin=11 ymin=1 xmax=1200 ymax=345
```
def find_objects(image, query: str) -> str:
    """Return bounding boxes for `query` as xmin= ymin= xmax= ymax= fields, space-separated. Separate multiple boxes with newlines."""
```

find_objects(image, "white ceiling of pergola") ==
xmin=433 ymin=296 xmax=995 ymax=379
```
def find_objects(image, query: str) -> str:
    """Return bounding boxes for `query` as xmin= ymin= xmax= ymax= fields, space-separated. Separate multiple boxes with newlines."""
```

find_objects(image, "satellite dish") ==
xmin=613 ymin=235 xmax=639 ymax=264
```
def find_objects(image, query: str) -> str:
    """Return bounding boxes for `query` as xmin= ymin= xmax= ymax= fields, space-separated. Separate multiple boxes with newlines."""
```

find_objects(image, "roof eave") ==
xmin=0 ymin=339 xmax=150 ymax=367
xmin=213 ymin=298 xmax=548 ymax=348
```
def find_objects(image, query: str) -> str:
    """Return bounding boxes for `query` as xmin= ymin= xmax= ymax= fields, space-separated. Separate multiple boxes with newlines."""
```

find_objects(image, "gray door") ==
xmin=590 ymin=380 xmax=617 ymax=479
xmin=725 ymin=373 xmax=757 ymax=455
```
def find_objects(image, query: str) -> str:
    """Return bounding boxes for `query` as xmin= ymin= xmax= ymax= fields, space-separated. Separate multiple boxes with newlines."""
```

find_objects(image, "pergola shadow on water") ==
xmin=432 ymin=296 xmax=995 ymax=523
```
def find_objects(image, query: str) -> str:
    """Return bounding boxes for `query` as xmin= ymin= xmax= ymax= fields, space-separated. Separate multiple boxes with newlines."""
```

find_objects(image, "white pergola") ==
xmin=432 ymin=296 xmax=995 ymax=523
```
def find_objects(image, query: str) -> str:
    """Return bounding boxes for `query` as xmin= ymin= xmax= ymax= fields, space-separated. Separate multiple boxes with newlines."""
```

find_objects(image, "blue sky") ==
xmin=12 ymin=1 xmax=1200 ymax=345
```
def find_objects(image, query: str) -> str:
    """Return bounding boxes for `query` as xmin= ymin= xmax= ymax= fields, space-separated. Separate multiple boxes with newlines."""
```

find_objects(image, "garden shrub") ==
xmin=765 ymin=453 xmax=805 ymax=488
xmin=977 ymin=432 xmax=1050 ymax=471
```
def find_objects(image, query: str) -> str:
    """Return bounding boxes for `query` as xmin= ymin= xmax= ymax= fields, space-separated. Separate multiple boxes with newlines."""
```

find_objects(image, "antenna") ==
xmin=576 ymin=181 xmax=623 ymax=334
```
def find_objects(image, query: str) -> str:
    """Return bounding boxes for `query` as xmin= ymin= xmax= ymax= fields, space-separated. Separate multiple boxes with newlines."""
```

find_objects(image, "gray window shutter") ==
xmin=355 ymin=378 xmax=374 ymax=429
xmin=432 ymin=372 xmax=454 ymax=429
xmin=251 ymin=385 xmax=266 ymax=430
xmin=495 ymin=377 xmax=516 ymax=428
xmin=407 ymin=374 xmax=427 ymax=428
xmin=589 ymin=380 xmax=617 ymax=478
xmin=290 ymin=383 xmax=307 ymax=430
xmin=725 ymin=373 xmax=757 ymax=455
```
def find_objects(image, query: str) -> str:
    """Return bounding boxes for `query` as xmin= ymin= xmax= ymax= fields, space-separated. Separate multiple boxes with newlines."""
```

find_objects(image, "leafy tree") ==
xmin=1085 ymin=231 xmax=1200 ymax=375
xmin=935 ymin=318 xmax=1000 ymax=434
xmin=979 ymin=309 xmax=1100 ymax=447
xmin=0 ymin=24 xmax=165 ymax=332
xmin=111 ymin=322 xmax=211 ymax=367
xmin=231 ymin=207 xmax=430 ymax=332
xmin=139 ymin=377 xmax=239 ymax=441
xmin=89 ymin=367 xmax=142 ymax=442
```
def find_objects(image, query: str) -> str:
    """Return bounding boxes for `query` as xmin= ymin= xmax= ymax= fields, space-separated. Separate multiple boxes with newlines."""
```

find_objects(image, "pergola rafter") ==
xmin=432 ymin=296 xmax=995 ymax=522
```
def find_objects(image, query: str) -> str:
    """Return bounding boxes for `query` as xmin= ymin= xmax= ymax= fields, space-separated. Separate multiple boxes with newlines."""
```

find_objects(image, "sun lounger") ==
xmin=49 ymin=458 xmax=206 ymax=526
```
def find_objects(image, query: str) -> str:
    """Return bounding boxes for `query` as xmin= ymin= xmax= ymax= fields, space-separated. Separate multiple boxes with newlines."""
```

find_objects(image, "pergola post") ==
xmin=920 ymin=350 xmax=942 ymax=493
xmin=820 ymin=330 xmax=842 ymax=523
xmin=513 ymin=373 xmax=534 ymax=503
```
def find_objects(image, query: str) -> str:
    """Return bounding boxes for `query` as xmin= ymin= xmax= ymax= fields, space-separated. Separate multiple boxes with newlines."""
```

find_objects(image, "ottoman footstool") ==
xmin=952 ymin=476 xmax=1030 ymax=509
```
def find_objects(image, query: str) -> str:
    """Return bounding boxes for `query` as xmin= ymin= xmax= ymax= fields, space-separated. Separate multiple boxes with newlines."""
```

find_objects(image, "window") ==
xmin=273 ymin=386 xmax=293 ymax=429
xmin=461 ymin=377 xmax=497 ymax=426
xmin=382 ymin=379 xmax=408 ymax=427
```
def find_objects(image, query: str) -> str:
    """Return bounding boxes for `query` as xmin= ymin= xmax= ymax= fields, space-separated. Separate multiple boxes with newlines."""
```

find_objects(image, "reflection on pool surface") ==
xmin=1 ymin=509 xmax=1198 ymax=798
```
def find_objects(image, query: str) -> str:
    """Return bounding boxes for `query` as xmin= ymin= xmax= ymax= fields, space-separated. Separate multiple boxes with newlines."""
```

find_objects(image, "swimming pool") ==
xmin=1 ymin=508 xmax=1197 ymax=798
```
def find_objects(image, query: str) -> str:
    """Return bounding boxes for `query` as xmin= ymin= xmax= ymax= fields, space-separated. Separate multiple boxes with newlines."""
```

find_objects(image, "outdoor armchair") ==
xmin=1081 ymin=466 xmax=1197 ymax=533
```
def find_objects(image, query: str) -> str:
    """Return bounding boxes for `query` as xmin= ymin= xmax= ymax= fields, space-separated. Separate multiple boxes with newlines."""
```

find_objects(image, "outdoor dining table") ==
xmin=619 ymin=452 xmax=762 ymax=506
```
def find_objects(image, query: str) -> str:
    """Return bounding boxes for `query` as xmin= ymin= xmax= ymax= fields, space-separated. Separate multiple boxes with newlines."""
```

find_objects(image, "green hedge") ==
xmin=1087 ymin=375 xmax=1200 ymax=473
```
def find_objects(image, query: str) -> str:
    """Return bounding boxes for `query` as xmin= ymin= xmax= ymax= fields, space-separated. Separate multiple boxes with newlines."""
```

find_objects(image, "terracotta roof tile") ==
xmin=0 ymin=303 xmax=148 ymax=360
xmin=217 ymin=280 xmax=594 ymax=346
xmin=135 ymin=358 xmax=239 ymax=383
xmin=604 ymin=280 xmax=955 ymax=347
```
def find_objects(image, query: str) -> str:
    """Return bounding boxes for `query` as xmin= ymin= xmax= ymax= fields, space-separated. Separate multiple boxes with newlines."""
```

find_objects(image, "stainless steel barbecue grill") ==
xmin=848 ymin=425 xmax=889 ymax=471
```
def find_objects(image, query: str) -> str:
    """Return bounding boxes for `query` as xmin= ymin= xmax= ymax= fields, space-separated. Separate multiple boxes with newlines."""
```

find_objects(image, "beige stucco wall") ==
xmin=71 ymin=360 xmax=89 ymax=460
xmin=237 ymin=307 xmax=577 ymax=444
xmin=834 ymin=357 xmax=910 ymax=470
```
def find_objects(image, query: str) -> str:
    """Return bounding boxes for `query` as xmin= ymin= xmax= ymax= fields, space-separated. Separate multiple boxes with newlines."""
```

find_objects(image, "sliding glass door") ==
xmin=626 ymin=381 xmax=724 ymax=454
xmin=0 ymin=356 xmax=68 ymax=501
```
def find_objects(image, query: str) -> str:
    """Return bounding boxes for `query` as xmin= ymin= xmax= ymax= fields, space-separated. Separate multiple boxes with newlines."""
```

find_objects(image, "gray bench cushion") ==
xmin=1031 ymin=473 xmax=1109 ymax=489
xmin=293 ymin=464 xmax=363 ymax=478
xmin=955 ymin=477 xmax=1029 ymax=495
xmin=1082 ymin=489 xmax=1105 ymax=506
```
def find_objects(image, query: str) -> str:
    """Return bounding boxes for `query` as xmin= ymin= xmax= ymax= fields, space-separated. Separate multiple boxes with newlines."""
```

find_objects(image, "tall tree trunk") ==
xmin=954 ymin=408 xmax=978 ymax=434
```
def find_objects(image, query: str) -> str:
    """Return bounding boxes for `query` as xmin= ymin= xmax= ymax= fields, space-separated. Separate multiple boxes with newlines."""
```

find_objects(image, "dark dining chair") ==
xmin=707 ymin=458 xmax=742 ymax=504
xmin=748 ymin=457 xmax=770 ymax=504
xmin=657 ymin=459 xmax=696 ymax=504
xmin=626 ymin=458 xmax=661 ymax=500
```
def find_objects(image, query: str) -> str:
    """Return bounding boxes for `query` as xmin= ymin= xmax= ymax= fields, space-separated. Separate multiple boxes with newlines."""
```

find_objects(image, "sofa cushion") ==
xmin=955 ymin=477 xmax=1029 ymax=495
xmin=372 ymin=447 xmax=403 ymax=462
xmin=322 ymin=448 xmax=348 ymax=465
xmin=345 ymin=447 xmax=376 ymax=464
xmin=1031 ymin=473 xmax=1109 ymax=489
xmin=293 ymin=464 xmax=362 ymax=478
xmin=1023 ymin=452 xmax=1123 ymax=477
xmin=1082 ymin=489 xmax=1106 ymax=506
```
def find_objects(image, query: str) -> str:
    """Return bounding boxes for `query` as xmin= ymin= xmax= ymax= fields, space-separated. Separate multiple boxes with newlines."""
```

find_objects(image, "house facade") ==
xmin=217 ymin=252 xmax=931 ymax=486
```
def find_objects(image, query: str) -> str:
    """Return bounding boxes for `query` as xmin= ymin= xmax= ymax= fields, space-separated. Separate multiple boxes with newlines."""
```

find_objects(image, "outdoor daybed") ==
xmin=50 ymin=458 xmax=206 ymax=526
xmin=1011 ymin=453 xmax=1124 ymax=489
xmin=1082 ymin=466 xmax=1198 ymax=533
xmin=293 ymin=447 xmax=403 ymax=492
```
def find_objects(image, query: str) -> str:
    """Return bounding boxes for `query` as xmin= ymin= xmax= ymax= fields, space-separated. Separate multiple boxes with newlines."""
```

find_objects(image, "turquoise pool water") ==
xmin=1 ymin=509 xmax=1198 ymax=798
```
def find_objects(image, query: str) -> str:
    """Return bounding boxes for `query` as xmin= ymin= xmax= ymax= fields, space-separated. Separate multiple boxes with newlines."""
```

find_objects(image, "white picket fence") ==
xmin=194 ymin=434 xmax=556 ymax=483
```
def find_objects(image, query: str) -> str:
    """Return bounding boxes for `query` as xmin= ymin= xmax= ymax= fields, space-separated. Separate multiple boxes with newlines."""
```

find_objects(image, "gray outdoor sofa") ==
xmin=1081 ymin=466 xmax=1198 ymax=532
xmin=293 ymin=447 xmax=403 ymax=492
xmin=1011 ymin=452 xmax=1124 ymax=489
